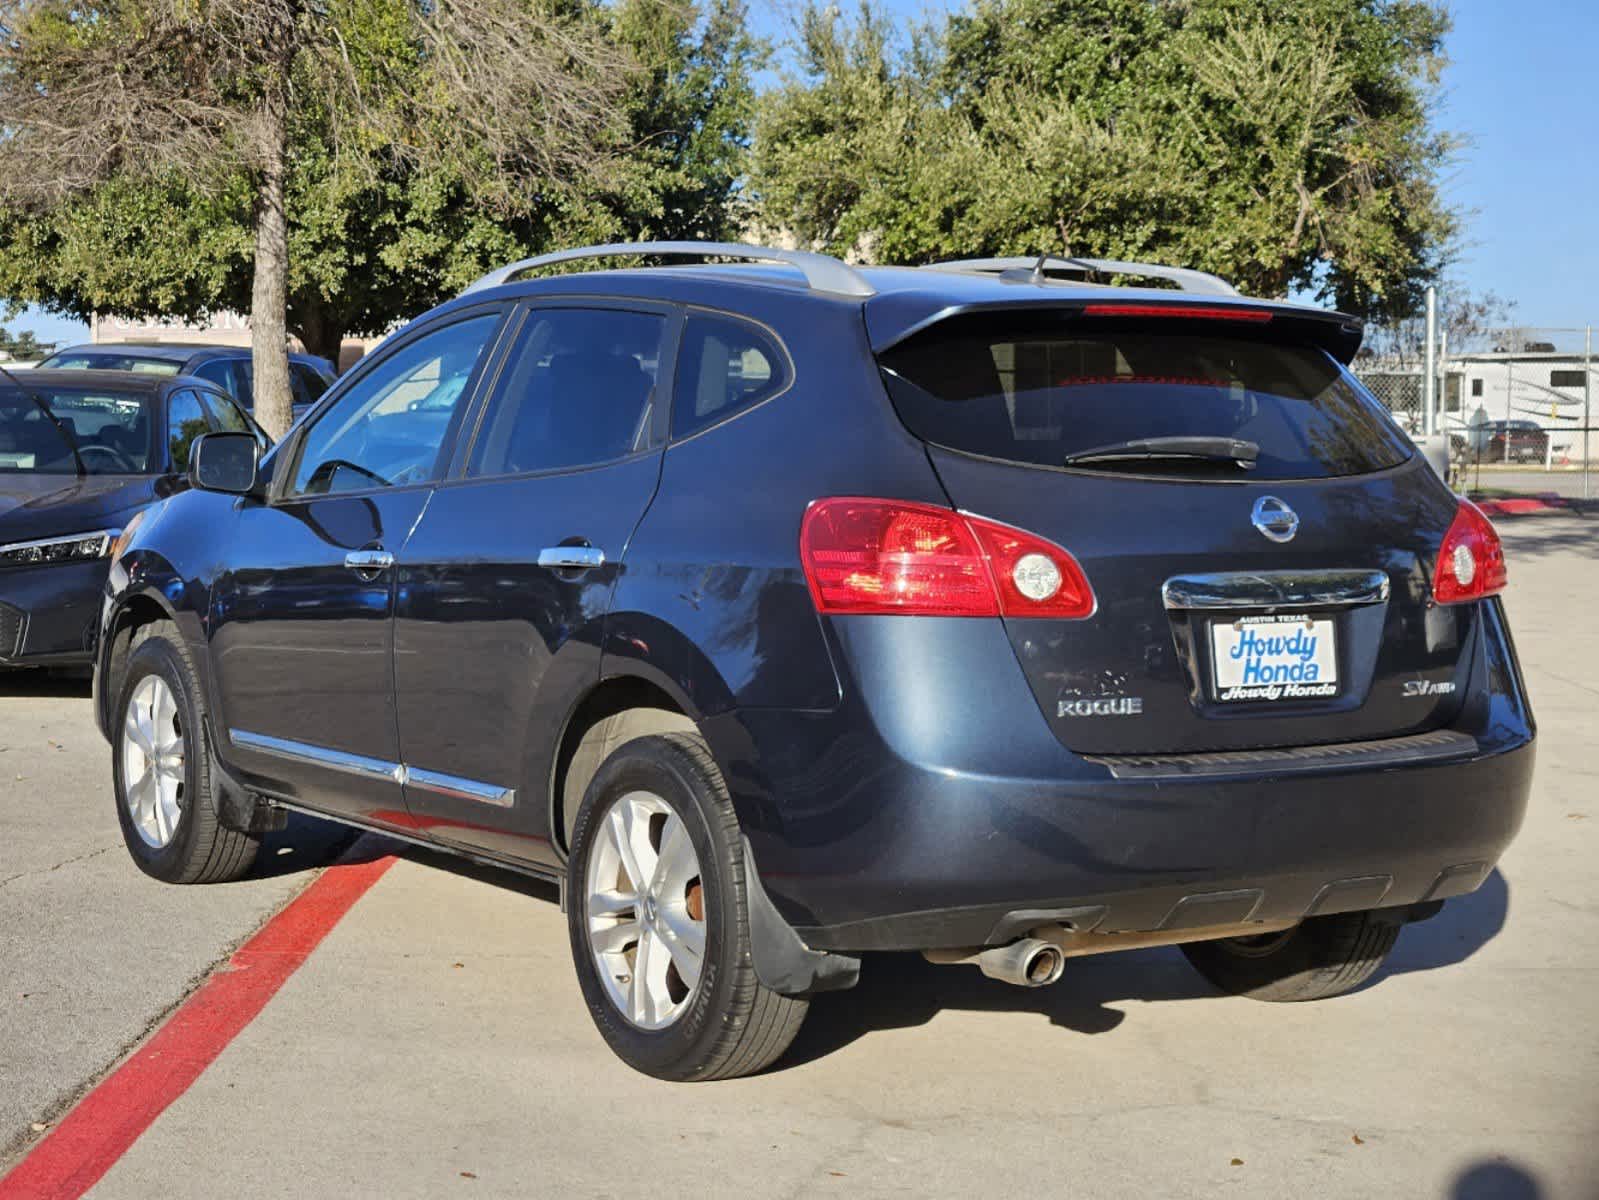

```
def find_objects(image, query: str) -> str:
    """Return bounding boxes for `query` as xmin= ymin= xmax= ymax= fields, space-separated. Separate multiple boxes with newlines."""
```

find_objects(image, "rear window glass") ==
xmin=39 ymin=353 xmax=181 ymax=376
xmin=879 ymin=319 xmax=1411 ymax=480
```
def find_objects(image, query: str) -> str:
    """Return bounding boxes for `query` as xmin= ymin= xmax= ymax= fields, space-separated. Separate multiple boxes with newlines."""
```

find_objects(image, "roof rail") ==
xmin=460 ymin=241 xmax=876 ymax=299
xmin=921 ymin=255 xmax=1239 ymax=297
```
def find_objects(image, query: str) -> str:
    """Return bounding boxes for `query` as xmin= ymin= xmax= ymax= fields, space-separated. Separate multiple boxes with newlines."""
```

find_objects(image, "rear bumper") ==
xmin=707 ymin=599 xmax=1535 ymax=953
xmin=0 ymin=560 xmax=107 ymax=666
xmin=792 ymin=739 xmax=1530 ymax=951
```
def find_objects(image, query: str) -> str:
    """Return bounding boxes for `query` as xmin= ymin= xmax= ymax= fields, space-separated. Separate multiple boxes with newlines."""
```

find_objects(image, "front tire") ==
xmin=1181 ymin=910 xmax=1400 ymax=1002
xmin=566 ymin=733 xmax=807 ymax=1081
xmin=112 ymin=621 xmax=259 ymax=884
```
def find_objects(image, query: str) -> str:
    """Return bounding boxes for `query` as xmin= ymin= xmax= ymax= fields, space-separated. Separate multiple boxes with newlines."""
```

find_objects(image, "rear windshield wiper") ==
xmin=1062 ymin=436 xmax=1259 ymax=469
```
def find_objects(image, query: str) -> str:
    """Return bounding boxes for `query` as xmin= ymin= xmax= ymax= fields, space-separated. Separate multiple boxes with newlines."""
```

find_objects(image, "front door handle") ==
xmin=537 ymin=546 xmax=606 ymax=571
xmin=344 ymin=549 xmax=395 ymax=572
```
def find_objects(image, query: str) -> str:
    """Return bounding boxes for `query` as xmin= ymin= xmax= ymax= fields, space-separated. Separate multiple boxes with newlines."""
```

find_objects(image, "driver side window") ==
xmin=290 ymin=313 xmax=500 ymax=496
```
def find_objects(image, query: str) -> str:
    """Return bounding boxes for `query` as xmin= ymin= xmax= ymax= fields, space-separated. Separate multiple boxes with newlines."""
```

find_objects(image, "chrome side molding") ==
xmin=230 ymin=729 xmax=402 ymax=783
xmin=229 ymin=729 xmax=515 ymax=807
xmin=1162 ymin=569 xmax=1390 ymax=612
xmin=405 ymin=767 xmax=516 ymax=809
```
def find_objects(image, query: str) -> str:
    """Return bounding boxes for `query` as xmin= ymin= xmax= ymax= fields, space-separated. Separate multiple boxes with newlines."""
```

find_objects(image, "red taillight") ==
xmin=1080 ymin=302 xmax=1275 ymax=323
xmin=800 ymin=498 xmax=1094 ymax=619
xmin=1432 ymin=499 xmax=1508 ymax=604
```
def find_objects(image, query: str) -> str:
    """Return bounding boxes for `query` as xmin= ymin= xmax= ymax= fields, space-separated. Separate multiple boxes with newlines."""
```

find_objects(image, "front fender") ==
xmin=93 ymin=555 xmax=189 ymax=739
xmin=93 ymin=495 xmax=229 ymax=738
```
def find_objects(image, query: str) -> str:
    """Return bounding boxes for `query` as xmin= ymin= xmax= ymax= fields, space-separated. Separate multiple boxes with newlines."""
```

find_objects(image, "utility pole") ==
xmin=1422 ymin=286 xmax=1438 ymax=437
xmin=1585 ymin=325 xmax=1592 ymax=501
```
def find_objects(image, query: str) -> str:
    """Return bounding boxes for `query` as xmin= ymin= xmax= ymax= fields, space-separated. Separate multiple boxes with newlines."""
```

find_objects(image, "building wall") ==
xmin=91 ymin=313 xmax=380 ymax=373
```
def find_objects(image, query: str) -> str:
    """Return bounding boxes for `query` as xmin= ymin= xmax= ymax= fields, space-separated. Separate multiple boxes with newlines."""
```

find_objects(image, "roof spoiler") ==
xmin=922 ymin=254 xmax=1240 ymax=297
xmin=868 ymin=295 xmax=1366 ymax=365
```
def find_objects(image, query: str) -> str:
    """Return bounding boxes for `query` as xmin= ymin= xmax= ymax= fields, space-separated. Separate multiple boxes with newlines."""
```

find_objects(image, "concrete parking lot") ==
xmin=2 ymin=514 xmax=1597 ymax=1199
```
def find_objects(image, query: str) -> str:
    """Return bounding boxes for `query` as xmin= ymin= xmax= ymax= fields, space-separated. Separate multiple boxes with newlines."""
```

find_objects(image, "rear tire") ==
xmin=1180 ymin=910 xmax=1400 ymax=1002
xmin=566 ymin=732 xmax=807 ymax=1080
xmin=112 ymin=621 xmax=259 ymax=884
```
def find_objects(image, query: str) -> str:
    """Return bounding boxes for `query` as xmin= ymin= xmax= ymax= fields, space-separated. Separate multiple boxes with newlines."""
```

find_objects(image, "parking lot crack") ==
xmin=0 ymin=844 xmax=118 ymax=891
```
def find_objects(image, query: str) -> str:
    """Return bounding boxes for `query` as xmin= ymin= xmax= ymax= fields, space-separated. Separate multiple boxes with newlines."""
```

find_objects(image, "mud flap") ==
xmin=742 ymin=837 xmax=859 ymax=996
xmin=204 ymin=717 xmax=287 ymax=835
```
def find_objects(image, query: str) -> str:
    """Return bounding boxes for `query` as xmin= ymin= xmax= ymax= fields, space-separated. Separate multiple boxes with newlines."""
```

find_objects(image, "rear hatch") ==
xmin=876 ymin=301 xmax=1473 ymax=756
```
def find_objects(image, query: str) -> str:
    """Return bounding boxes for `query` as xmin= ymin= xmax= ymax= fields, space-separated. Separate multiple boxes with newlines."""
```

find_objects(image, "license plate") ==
xmin=1210 ymin=614 xmax=1338 ymax=702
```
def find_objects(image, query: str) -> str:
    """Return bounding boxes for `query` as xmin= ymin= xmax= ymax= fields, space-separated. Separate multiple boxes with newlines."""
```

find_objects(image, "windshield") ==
xmin=0 ymin=386 xmax=154 ymax=474
xmin=880 ymin=317 xmax=1413 ymax=481
xmin=37 ymin=352 xmax=181 ymax=376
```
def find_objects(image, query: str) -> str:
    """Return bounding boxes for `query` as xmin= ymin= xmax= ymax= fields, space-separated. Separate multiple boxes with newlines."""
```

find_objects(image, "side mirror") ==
xmin=189 ymin=432 xmax=261 ymax=496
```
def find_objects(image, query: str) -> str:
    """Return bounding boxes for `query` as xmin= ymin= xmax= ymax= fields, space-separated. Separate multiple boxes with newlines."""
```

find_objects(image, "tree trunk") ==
xmin=250 ymin=91 xmax=294 ymax=440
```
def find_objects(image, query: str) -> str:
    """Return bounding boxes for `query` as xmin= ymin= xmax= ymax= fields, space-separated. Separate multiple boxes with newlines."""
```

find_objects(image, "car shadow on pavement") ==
xmin=781 ymin=871 xmax=1511 ymax=1071
xmin=0 ymin=669 xmax=92 ymax=698
xmin=782 ymin=945 xmax=1207 ymax=1067
xmin=1376 ymin=868 xmax=1509 ymax=979
xmin=248 ymin=811 xmax=368 ymax=880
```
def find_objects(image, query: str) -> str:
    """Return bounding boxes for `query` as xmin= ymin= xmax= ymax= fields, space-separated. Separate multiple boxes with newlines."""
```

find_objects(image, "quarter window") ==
xmin=291 ymin=313 xmax=499 ymax=496
xmin=672 ymin=314 xmax=789 ymax=439
xmin=466 ymin=308 xmax=665 ymax=477
xmin=1550 ymin=369 xmax=1586 ymax=388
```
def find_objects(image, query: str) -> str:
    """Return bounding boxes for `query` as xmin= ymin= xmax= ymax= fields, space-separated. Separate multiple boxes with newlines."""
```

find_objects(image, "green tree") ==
xmin=754 ymin=0 xmax=1458 ymax=323
xmin=0 ymin=0 xmax=760 ymax=398
xmin=0 ymin=0 xmax=632 ymax=435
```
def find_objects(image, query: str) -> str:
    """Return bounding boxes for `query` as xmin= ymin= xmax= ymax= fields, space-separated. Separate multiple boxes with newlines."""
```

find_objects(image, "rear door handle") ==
xmin=344 ymin=549 xmax=395 ymax=572
xmin=537 ymin=546 xmax=606 ymax=570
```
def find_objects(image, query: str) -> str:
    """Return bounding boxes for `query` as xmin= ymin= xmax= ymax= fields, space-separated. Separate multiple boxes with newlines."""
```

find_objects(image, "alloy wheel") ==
xmin=584 ymin=791 xmax=707 ymax=1030
xmin=121 ymin=675 xmax=186 ymax=849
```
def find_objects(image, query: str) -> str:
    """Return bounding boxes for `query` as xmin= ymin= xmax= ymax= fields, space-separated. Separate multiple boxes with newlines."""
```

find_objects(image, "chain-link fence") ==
xmin=1354 ymin=324 xmax=1597 ymax=499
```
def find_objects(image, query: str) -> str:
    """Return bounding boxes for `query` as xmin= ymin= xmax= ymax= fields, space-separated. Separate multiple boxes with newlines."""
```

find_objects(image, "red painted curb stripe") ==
xmin=0 ymin=855 xmax=395 ymax=1200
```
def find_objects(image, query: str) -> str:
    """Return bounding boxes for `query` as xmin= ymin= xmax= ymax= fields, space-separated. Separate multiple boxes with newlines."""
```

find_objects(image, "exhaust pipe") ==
xmin=976 ymin=938 xmax=1065 ymax=987
xmin=922 ymin=938 xmax=1068 ymax=987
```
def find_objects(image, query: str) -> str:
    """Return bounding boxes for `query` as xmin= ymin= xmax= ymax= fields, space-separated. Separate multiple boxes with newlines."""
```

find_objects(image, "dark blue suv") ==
xmin=94 ymin=243 xmax=1535 ymax=1080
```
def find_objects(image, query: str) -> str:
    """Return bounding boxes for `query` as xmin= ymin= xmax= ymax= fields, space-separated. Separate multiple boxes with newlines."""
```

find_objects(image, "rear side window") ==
xmin=672 ymin=314 xmax=789 ymax=439
xmin=292 ymin=363 xmax=331 ymax=405
xmin=192 ymin=359 xmax=243 ymax=401
xmin=467 ymin=308 xmax=665 ymax=477
xmin=879 ymin=318 xmax=1412 ymax=480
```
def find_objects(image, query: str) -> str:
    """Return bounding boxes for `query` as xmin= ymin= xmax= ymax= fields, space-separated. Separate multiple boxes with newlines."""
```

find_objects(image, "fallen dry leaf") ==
xmin=1352 ymin=1134 xmax=1365 ymax=1145
xmin=30 ymin=1123 xmax=48 ymax=1132
xmin=452 ymin=962 xmax=465 ymax=969
xmin=1567 ymin=813 xmax=1587 ymax=820
xmin=460 ymin=1171 xmax=477 ymax=1180
xmin=1230 ymin=1158 xmax=1244 ymax=1167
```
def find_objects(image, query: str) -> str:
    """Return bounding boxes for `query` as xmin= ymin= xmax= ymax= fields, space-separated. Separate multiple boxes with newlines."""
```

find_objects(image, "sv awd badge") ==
xmin=1059 ymin=697 xmax=1144 ymax=718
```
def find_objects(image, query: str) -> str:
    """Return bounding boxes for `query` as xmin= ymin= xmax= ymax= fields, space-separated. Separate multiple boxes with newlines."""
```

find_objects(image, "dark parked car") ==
xmin=94 ymin=243 xmax=1534 ymax=1080
xmin=38 ymin=343 xmax=336 ymax=424
xmin=0 ymin=369 xmax=268 ymax=668
xmin=1477 ymin=419 xmax=1549 ymax=464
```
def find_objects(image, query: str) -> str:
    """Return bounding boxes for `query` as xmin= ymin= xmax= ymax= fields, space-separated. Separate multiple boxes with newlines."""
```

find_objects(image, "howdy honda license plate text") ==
xmin=1211 ymin=614 xmax=1338 ymax=702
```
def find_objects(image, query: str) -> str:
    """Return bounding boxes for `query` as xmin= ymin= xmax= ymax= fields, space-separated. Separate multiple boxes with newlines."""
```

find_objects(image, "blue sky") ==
xmin=7 ymin=0 xmax=1595 ymax=346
